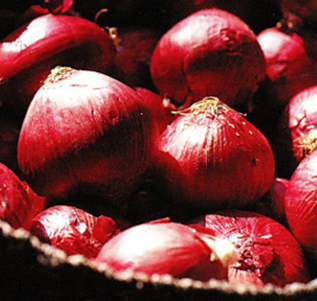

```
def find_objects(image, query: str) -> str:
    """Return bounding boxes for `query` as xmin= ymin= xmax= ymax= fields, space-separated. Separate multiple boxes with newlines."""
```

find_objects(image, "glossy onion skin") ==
xmin=156 ymin=99 xmax=275 ymax=210
xmin=257 ymin=27 xmax=317 ymax=107
xmin=285 ymin=150 xmax=317 ymax=259
xmin=96 ymin=222 xmax=227 ymax=281
xmin=0 ymin=13 xmax=115 ymax=115
xmin=150 ymin=8 xmax=266 ymax=109
xmin=31 ymin=205 xmax=119 ymax=258
xmin=17 ymin=68 xmax=157 ymax=201
xmin=191 ymin=210 xmax=310 ymax=287
xmin=0 ymin=162 xmax=32 ymax=229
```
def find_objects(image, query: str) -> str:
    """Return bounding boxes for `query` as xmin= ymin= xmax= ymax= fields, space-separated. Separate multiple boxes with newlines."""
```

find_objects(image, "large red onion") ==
xmin=190 ymin=210 xmax=310 ymax=287
xmin=155 ymin=96 xmax=275 ymax=210
xmin=0 ymin=13 xmax=116 ymax=117
xmin=17 ymin=67 xmax=158 ymax=203
xmin=257 ymin=26 xmax=317 ymax=107
xmin=285 ymin=150 xmax=317 ymax=265
xmin=150 ymin=8 xmax=266 ymax=110
xmin=96 ymin=221 xmax=236 ymax=281
xmin=31 ymin=205 xmax=119 ymax=259
xmin=0 ymin=162 xmax=33 ymax=229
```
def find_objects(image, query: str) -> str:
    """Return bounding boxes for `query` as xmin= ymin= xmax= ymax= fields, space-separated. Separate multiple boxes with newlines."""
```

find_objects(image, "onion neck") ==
xmin=44 ymin=66 xmax=74 ymax=84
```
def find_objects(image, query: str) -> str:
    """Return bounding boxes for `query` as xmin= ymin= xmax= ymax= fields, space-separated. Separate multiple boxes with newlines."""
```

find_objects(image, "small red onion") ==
xmin=96 ymin=221 xmax=236 ymax=281
xmin=155 ymin=96 xmax=275 ymax=210
xmin=253 ymin=177 xmax=289 ymax=224
xmin=0 ymin=13 xmax=116 ymax=117
xmin=113 ymin=27 xmax=161 ymax=89
xmin=31 ymin=205 xmax=119 ymax=258
xmin=190 ymin=210 xmax=310 ymax=287
xmin=285 ymin=150 xmax=317 ymax=263
xmin=257 ymin=26 xmax=317 ymax=107
xmin=17 ymin=67 xmax=158 ymax=203
xmin=0 ymin=162 xmax=33 ymax=229
xmin=287 ymin=85 xmax=317 ymax=161
xmin=150 ymin=8 xmax=266 ymax=110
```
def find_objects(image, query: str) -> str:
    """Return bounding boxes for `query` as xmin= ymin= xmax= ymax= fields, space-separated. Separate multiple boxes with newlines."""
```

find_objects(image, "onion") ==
xmin=190 ymin=210 xmax=310 ymax=287
xmin=253 ymin=177 xmax=289 ymax=225
xmin=31 ymin=205 xmax=119 ymax=259
xmin=285 ymin=150 xmax=317 ymax=265
xmin=17 ymin=67 xmax=158 ymax=203
xmin=135 ymin=87 xmax=175 ymax=134
xmin=112 ymin=27 xmax=161 ymax=89
xmin=0 ymin=162 xmax=33 ymax=229
xmin=150 ymin=8 xmax=266 ymax=110
xmin=257 ymin=26 xmax=317 ymax=108
xmin=280 ymin=0 xmax=317 ymax=27
xmin=286 ymin=85 xmax=317 ymax=162
xmin=0 ymin=13 xmax=116 ymax=118
xmin=155 ymin=96 xmax=275 ymax=210
xmin=0 ymin=112 xmax=21 ymax=175
xmin=96 ymin=221 xmax=237 ymax=281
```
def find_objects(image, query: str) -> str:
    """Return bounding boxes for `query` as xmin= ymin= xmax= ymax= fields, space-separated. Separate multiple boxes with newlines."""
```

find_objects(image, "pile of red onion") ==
xmin=3 ymin=0 xmax=317 ymax=293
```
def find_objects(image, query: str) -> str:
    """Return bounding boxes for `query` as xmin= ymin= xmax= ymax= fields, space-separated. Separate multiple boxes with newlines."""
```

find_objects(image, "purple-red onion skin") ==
xmin=150 ymin=8 xmax=266 ymax=109
xmin=0 ymin=14 xmax=116 ymax=116
xmin=190 ymin=210 xmax=310 ymax=287
xmin=156 ymin=99 xmax=275 ymax=210
xmin=96 ymin=222 xmax=227 ymax=281
xmin=0 ymin=162 xmax=33 ymax=229
xmin=135 ymin=87 xmax=175 ymax=133
xmin=285 ymin=150 xmax=317 ymax=259
xmin=254 ymin=177 xmax=289 ymax=224
xmin=17 ymin=68 xmax=158 ymax=201
xmin=257 ymin=27 xmax=317 ymax=107
xmin=31 ymin=205 xmax=119 ymax=258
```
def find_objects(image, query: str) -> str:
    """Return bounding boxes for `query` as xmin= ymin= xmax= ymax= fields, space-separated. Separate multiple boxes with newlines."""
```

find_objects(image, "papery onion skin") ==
xmin=257 ymin=26 xmax=317 ymax=107
xmin=150 ymin=8 xmax=266 ymax=110
xmin=96 ymin=222 xmax=227 ymax=281
xmin=156 ymin=97 xmax=275 ymax=210
xmin=0 ymin=162 xmax=33 ymax=229
xmin=31 ymin=205 xmax=119 ymax=259
xmin=190 ymin=210 xmax=310 ymax=287
xmin=17 ymin=67 xmax=158 ymax=202
xmin=285 ymin=150 xmax=317 ymax=262
xmin=0 ymin=13 xmax=116 ymax=117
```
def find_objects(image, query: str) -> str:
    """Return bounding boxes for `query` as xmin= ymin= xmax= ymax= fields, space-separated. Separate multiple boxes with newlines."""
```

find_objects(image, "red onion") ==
xmin=0 ymin=113 xmax=21 ymax=175
xmin=135 ymin=87 xmax=175 ymax=133
xmin=0 ymin=162 xmax=33 ymax=229
xmin=0 ymin=13 xmax=116 ymax=117
xmin=280 ymin=0 xmax=317 ymax=26
xmin=190 ymin=210 xmax=310 ymax=287
xmin=17 ymin=67 xmax=158 ymax=203
xmin=31 ymin=205 xmax=119 ymax=259
xmin=286 ymin=85 xmax=317 ymax=162
xmin=253 ymin=177 xmax=289 ymax=224
xmin=285 ymin=150 xmax=317 ymax=262
xmin=257 ymin=26 xmax=317 ymax=107
xmin=21 ymin=180 xmax=46 ymax=230
xmin=96 ymin=221 xmax=237 ymax=281
xmin=155 ymin=96 xmax=275 ymax=210
xmin=113 ymin=27 xmax=161 ymax=89
xmin=150 ymin=8 xmax=266 ymax=110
